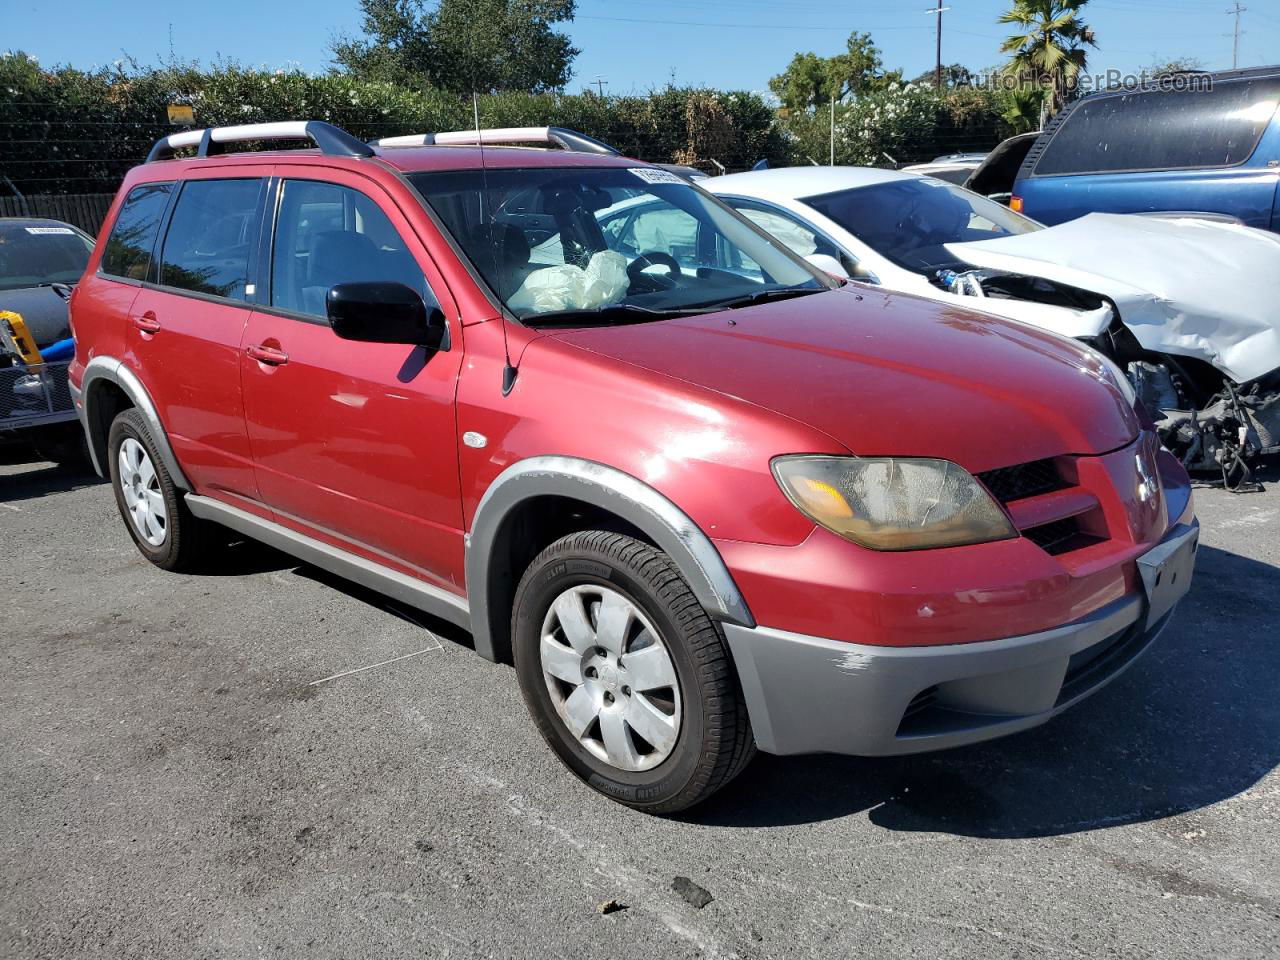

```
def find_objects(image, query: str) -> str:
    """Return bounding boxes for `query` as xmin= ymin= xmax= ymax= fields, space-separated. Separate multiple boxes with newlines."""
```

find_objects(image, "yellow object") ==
xmin=0 ymin=311 xmax=43 ymax=368
xmin=167 ymin=104 xmax=195 ymax=126
xmin=793 ymin=476 xmax=855 ymax=521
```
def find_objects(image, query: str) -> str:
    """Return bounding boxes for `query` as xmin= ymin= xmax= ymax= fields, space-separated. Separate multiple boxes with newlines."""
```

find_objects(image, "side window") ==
xmin=101 ymin=183 xmax=173 ymax=281
xmin=1035 ymin=78 xmax=1280 ymax=175
xmin=271 ymin=179 xmax=432 ymax=319
xmin=159 ymin=179 xmax=264 ymax=300
xmin=729 ymin=199 xmax=864 ymax=279
xmin=602 ymin=199 xmax=765 ymax=276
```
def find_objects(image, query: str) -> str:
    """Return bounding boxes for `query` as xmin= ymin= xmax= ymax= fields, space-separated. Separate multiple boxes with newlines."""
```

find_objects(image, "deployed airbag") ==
xmin=508 ymin=251 xmax=630 ymax=314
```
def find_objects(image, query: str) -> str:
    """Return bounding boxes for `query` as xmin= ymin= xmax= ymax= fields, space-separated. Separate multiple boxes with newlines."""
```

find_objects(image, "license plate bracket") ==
xmin=1136 ymin=523 xmax=1199 ymax=630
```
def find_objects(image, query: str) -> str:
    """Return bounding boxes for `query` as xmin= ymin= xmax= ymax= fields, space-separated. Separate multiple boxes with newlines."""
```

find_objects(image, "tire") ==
xmin=107 ymin=408 xmax=216 ymax=572
xmin=512 ymin=531 xmax=755 ymax=813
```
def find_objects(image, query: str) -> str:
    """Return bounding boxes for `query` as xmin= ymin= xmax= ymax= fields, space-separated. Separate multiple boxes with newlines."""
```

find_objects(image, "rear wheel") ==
xmin=107 ymin=408 xmax=216 ymax=572
xmin=512 ymin=531 xmax=754 ymax=813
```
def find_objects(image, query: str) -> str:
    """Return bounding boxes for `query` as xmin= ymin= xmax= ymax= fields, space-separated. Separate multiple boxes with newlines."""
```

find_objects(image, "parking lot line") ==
xmin=308 ymin=639 xmax=444 ymax=686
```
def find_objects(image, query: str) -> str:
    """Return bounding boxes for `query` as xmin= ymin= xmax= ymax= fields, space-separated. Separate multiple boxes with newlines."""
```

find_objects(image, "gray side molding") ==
xmin=466 ymin=456 xmax=754 ymax=663
xmin=79 ymin=355 xmax=192 ymax=490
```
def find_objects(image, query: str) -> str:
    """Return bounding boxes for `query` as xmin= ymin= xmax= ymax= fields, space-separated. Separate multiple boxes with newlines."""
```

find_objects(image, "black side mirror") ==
xmin=326 ymin=282 xmax=447 ymax=349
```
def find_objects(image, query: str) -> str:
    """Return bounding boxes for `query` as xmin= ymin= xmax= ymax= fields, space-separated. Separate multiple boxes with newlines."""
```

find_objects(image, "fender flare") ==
xmin=79 ymin=355 xmax=192 ymax=490
xmin=465 ymin=456 xmax=755 ymax=663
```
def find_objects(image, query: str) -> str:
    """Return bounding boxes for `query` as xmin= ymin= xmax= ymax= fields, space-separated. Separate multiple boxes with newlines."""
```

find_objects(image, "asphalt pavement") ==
xmin=2 ymin=450 xmax=1278 ymax=959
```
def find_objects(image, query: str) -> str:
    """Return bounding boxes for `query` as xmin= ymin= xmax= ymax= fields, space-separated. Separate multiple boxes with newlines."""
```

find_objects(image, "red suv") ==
xmin=69 ymin=121 xmax=1198 ymax=812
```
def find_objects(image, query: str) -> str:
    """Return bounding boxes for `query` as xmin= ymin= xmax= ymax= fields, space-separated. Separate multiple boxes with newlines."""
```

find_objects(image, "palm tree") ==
xmin=999 ymin=0 xmax=1096 ymax=115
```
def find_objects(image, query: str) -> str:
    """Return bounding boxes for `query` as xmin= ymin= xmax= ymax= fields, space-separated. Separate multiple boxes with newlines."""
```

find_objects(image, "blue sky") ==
xmin=6 ymin=0 xmax=1279 ymax=93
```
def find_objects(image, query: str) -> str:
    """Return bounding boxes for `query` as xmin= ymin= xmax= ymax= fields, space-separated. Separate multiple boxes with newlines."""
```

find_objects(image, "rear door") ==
xmin=127 ymin=169 xmax=270 ymax=507
xmin=240 ymin=169 xmax=467 ymax=593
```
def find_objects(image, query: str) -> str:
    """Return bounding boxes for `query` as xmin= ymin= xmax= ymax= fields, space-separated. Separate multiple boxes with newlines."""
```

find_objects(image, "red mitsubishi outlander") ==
xmin=69 ymin=122 xmax=1198 ymax=812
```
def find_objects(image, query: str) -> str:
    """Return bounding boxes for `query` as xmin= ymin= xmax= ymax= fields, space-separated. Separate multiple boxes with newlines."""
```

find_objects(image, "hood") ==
xmin=964 ymin=131 xmax=1039 ymax=196
xmin=0 ymin=285 xmax=71 ymax=348
xmin=945 ymin=213 xmax=1280 ymax=383
xmin=546 ymin=287 xmax=1139 ymax=473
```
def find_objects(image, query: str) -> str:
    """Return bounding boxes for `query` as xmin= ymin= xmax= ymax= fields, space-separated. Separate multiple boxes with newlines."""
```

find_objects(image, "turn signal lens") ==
xmin=1009 ymin=195 xmax=1024 ymax=213
xmin=772 ymin=455 xmax=1017 ymax=551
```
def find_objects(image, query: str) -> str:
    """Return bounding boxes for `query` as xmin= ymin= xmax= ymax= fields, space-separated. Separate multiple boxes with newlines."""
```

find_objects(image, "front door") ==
xmin=240 ymin=171 xmax=466 ymax=594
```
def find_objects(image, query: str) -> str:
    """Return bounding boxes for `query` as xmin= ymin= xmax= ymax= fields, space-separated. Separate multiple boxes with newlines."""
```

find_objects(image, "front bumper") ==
xmin=726 ymin=520 xmax=1199 ymax=757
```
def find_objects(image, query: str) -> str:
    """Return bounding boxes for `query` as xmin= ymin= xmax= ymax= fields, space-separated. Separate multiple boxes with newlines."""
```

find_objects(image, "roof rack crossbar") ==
xmin=146 ymin=121 xmax=375 ymax=163
xmin=371 ymin=126 xmax=620 ymax=156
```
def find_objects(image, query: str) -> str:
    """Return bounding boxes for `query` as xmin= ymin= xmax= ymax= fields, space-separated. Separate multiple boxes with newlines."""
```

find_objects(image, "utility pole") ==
xmin=925 ymin=3 xmax=952 ymax=87
xmin=830 ymin=94 xmax=835 ymax=166
xmin=592 ymin=75 xmax=608 ymax=98
xmin=1226 ymin=3 xmax=1246 ymax=69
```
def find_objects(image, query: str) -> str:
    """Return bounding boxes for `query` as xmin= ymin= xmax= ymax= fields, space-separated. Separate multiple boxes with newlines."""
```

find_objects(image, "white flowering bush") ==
xmin=782 ymin=83 xmax=1012 ymax=167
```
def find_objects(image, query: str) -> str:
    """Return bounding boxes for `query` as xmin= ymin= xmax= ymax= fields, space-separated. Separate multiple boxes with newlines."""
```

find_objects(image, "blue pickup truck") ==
xmin=1008 ymin=66 xmax=1280 ymax=230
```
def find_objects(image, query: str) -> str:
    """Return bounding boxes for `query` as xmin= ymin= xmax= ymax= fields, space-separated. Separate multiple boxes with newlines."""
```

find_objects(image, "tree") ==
xmin=1001 ymin=85 xmax=1048 ymax=133
xmin=769 ymin=32 xmax=897 ymax=111
xmin=332 ymin=0 xmax=579 ymax=94
xmin=910 ymin=64 xmax=974 ymax=87
xmin=1145 ymin=56 xmax=1204 ymax=81
xmin=999 ymin=0 xmax=1096 ymax=114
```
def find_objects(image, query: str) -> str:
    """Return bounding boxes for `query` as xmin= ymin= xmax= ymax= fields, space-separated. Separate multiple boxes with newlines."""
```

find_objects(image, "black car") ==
xmin=1 ymin=217 xmax=95 ymax=461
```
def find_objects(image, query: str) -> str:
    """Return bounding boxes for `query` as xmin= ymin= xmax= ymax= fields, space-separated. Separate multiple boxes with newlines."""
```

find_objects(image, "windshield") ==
xmin=409 ymin=167 xmax=827 ymax=323
xmin=802 ymin=177 xmax=1041 ymax=274
xmin=0 ymin=222 xmax=93 ymax=291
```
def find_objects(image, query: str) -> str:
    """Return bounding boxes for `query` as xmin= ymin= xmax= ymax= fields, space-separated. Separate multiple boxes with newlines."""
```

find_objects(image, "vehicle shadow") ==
xmin=689 ymin=543 xmax=1279 ymax=837
xmin=290 ymin=563 xmax=475 ymax=651
xmin=172 ymin=526 xmax=472 ymax=646
xmin=0 ymin=448 xmax=105 ymax=501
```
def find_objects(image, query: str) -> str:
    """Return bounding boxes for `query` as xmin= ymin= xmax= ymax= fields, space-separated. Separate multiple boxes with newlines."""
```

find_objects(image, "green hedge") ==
xmin=0 ymin=53 xmax=1016 ymax=195
xmin=0 ymin=53 xmax=790 ymax=193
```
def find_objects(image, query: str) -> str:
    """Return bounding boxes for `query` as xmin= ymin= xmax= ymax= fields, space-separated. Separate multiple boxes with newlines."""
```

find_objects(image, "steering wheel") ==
xmin=627 ymin=251 xmax=682 ymax=291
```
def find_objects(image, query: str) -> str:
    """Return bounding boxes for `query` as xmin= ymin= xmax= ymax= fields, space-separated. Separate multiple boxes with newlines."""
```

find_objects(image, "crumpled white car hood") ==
xmin=945 ymin=213 xmax=1280 ymax=383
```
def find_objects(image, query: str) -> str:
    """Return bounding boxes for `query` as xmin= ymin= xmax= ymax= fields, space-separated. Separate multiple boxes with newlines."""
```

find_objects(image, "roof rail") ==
xmin=371 ymin=126 xmax=620 ymax=156
xmin=146 ymin=120 xmax=375 ymax=163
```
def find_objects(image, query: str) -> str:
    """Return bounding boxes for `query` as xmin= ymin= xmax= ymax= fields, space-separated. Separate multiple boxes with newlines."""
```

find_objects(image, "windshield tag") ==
xmin=629 ymin=167 xmax=685 ymax=185
xmin=25 ymin=227 xmax=75 ymax=235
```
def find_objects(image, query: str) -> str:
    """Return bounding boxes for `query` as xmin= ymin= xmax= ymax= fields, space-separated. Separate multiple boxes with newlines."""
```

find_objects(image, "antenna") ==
xmin=473 ymin=91 xmax=518 ymax=395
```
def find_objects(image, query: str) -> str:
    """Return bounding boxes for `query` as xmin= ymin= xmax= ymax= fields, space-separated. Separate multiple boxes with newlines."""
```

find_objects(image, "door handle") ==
xmin=246 ymin=344 xmax=289 ymax=366
xmin=132 ymin=312 xmax=161 ymax=334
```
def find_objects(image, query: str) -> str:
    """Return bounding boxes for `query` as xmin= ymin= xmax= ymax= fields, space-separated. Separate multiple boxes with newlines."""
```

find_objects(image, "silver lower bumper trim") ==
xmin=727 ymin=522 xmax=1198 ymax=757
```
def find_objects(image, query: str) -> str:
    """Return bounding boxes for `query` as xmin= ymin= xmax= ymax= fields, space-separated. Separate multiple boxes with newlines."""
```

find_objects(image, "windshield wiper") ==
xmin=684 ymin=286 xmax=825 ymax=312
xmin=524 ymin=303 xmax=708 ymax=327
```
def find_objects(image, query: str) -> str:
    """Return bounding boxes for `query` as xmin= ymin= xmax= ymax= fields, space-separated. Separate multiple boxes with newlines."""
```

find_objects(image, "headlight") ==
xmin=772 ymin=455 xmax=1017 ymax=551
xmin=1081 ymin=346 xmax=1137 ymax=407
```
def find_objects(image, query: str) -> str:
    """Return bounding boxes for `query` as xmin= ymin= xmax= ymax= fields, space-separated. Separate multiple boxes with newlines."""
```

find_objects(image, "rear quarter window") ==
xmin=100 ymin=182 xmax=174 ymax=281
xmin=1034 ymin=77 xmax=1280 ymax=176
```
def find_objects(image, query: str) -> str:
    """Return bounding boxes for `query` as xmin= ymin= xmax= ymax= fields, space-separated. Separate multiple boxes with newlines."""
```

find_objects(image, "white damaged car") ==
xmin=704 ymin=167 xmax=1280 ymax=488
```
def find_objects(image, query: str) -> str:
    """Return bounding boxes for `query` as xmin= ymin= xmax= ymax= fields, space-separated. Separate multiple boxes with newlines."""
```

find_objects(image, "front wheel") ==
xmin=512 ymin=531 xmax=754 ymax=813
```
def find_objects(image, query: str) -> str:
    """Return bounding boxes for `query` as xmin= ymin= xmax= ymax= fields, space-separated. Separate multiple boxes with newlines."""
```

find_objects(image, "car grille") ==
xmin=977 ymin=456 xmax=1104 ymax=556
xmin=1023 ymin=517 xmax=1093 ymax=555
xmin=976 ymin=458 xmax=1065 ymax=502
